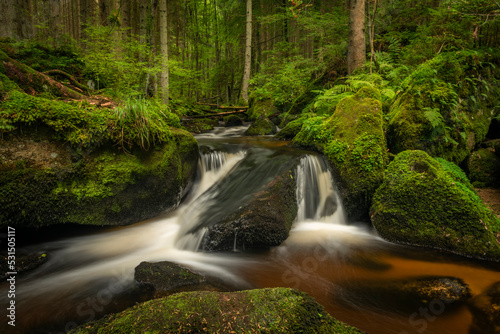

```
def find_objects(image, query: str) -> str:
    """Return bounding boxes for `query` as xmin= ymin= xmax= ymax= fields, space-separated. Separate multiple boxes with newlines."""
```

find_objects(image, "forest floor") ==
xmin=476 ymin=188 xmax=500 ymax=218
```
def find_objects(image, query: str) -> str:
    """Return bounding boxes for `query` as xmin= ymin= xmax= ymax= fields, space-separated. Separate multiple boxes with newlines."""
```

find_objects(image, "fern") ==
xmin=423 ymin=107 xmax=445 ymax=129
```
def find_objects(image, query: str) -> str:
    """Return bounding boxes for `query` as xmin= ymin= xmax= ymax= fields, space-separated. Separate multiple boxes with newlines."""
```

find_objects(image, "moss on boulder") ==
xmin=387 ymin=51 xmax=499 ymax=165
xmin=247 ymin=99 xmax=278 ymax=121
xmin=467 ymin=148 xmax=500 ymax=188
xmin=223 ymin=114 xmax=243 ymax=127
xmin=292 ymin=87 xmax=387 ymax=221
xmin=71 ymin=288 xmax=363 ymax=334
xmin=275 ymin=118 xmax=305 ymax=140
xmin=0 ymin=128 xmax=198 ymax=229
xmin=245 ymin=118 xmax=277 ymax=136
xmin=202 ymin=168 xmax=297 ymax=251
xmin=370 ymin=150 xmax=500 ymax=261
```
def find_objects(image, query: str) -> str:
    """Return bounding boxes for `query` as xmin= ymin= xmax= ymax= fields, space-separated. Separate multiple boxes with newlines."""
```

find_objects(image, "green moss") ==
xmin=293 ymin=87 xmax=387 ymax=220
xmin=71 ymin=288 xmax=363 ymax=334
xmin=223 ymin=114 xmax=243 ymax=126
xmin=245 ymin=118 xmax=276 ymax=136
xmin=370 ymin=150 xmax=500 ymax=261
xmin=247 ymin=99 xmax=278 ymax=121
xmin=274 ymin=118 xmax=304 ymax=140
xmin=467 ymin=148 xmax=500 ymax=188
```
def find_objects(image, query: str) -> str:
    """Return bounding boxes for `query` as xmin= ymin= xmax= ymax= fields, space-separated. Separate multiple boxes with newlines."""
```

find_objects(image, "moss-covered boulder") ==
xmin=467 ymin=148 xmax=500 ymax=188
xmin=275 ymin=118 xmax=304 ymax=140
xmin=469 ymin=281 xmax=500 ymax=334
xmin=387 ymin=51 xmax=499 ymax=165
xmin=0 ymin=128 xmax=199 ymax=229
xmin=182 ymin=118 xmax=219 ymax=133
xmin=293 ymin=87 xmax=387 ymax=221
xmin=134 ymin=261 xmax=230 ymax=299
xmin=71 ymin=288 xmax=363 ymax=334
xmin=223 ymin=114 xmax=243 ymax=127
xmin=245 ymin=118 xmax=277 ymax=136
xmin=338 ymin=276 xmax=470 ymax=313
xmin=247 ymin=99 xmax=278 ymax=120
xmin=202 ymin=168 xmax=297 ymax=251
xmin=370 ymin=150 xmax=500 ymax=261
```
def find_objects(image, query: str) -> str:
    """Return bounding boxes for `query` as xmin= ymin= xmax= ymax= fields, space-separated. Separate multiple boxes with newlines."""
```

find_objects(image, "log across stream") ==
xmin=1 ymin=126 xmax=499 ymax=334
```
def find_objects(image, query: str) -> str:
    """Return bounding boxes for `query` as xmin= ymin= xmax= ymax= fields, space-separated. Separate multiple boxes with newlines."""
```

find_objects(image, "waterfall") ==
xmin=295 ymin=155 xmax=346 ymax=224
xmin=175 ymin=150 xmax=246 ymax=250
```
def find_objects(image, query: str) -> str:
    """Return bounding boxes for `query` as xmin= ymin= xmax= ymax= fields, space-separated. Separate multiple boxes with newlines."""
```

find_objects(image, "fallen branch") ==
xmin=44 ymin=69 xmax=89 ymax=93
xmin=185 ymin=110 xmax=246 ymax=119
xmin=196 ymin=102 xmax=248 ymax=110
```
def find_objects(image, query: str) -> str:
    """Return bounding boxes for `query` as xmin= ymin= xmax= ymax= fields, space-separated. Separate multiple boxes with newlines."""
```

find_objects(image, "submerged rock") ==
xmin=469 ymin=281 xmax=500 ymax=334
xmin=202 ymin=168 xmax=297 ymax=251
xmin=134 ymin=261 xmax=230 ymax=299
xmin=370 ymin=150 xmax=500 ymax=261
xmin=0 ymin=128 xmax=199 ymax=229
xmin=338 ymin=276 xmax=471 ymax=313
xmin=71 ymin=288 xmax=364 ymax=334
xmin=245 ymin=118 xmax=277 ymax=136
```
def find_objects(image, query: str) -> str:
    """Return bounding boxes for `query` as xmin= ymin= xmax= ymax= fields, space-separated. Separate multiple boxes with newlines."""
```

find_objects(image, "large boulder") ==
xmin=467 ymin=148 xmax=500 ymax=188
xmin=244 ymin=118 xmax=277 ymax=136
xmin=293 ymin=87 xmax=387 ymax=221
xmin=469 ymin=281 xmax=500 ymax=334
xmin=274 ymin=118 xmax=305 ymax=140
xmin=387 ymin=52 xmax=499 ymax=165
xmin=0 ymin=128 xmax=199 ymax=229
xmin=134 ymin=261 xmax=230 ymax=299
xmin=370 ymin=150 xmax=500 ymax=261
xmin=71 ymin=288 xmax=364 ymax=334
xmin=202 ymin=168 xmax=297 ymax=251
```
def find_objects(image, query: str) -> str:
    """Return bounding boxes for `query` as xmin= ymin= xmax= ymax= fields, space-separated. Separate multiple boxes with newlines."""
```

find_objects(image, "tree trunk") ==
xmin=347 ymin=0 xmax=366 ymax=75
xmin=241 ymin=0 xmax=252 ymax=103
xmin=159 ymin=0 xmax=169 ymax=104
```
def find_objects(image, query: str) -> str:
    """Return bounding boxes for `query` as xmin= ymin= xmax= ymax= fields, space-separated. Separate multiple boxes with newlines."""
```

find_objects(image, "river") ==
xmin=1 ymin=125 xmax=499 ymax=334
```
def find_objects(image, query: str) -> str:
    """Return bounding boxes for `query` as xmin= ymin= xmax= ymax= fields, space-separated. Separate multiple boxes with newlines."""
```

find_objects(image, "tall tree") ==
xmin=241 ymin=0 xmax=252 ymax=103
xmin=347 ymin=0 xmax=365 ymax=74
xmin=159 ymin=0 xmax=169 ymax=104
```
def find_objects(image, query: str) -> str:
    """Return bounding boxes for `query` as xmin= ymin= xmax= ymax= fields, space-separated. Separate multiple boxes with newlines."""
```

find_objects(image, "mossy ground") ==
xmin=71 ymin=288 xmax=363 ymax=334
xmin=370 ymin=150 xmax=500 ymax=261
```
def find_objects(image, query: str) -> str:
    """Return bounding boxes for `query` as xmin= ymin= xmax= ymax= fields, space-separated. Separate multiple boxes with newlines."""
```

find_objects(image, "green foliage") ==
xmin=467 ymin=148 xmax=500 ymax=188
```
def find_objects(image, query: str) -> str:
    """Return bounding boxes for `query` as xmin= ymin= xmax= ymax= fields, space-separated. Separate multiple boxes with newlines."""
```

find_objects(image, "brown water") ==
xmin=2 ymin=130 xmax=499 ymax=334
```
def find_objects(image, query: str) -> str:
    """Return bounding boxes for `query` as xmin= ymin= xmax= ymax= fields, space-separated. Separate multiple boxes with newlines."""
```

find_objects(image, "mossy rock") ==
xmin=275 ymin=118 xmax=304 ymax=140
xmin=223 ymin=114 xmax=243 ymax=127
xmin=202 ymin=168 xmax=297 ymax=251
xmin=469 ymin=281 xmax=500 ymax=334
xmin=182 ymin=118 xmax=219 ymax=134
xmin=247 ymin=99 xmax=278 ymax=121
xmin=467 ymin=148 xmax=500 ymax=188
xmin=134 ymin=261 xmax=229 ymax=299
xmin=71 ymin=288 xmax=364 ymax=334
xmin=245 ymin=118 xmax=277 ymax=136
xmin=0 ymin=128 xmax=199 ymax=230
xmin=293 ymin=87 xmax=387 ymax=221
xmin=338 ymin=276 xmax=471 ymax=313
xmin=370 ymin=150 xmax=500 ymax=261
xmin=387 ymin=51 xmax=499 ymax=165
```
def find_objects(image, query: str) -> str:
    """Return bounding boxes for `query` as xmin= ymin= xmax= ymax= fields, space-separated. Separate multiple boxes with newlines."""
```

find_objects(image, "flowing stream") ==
xmin=1 ymin=125 xmax=499 ymax=334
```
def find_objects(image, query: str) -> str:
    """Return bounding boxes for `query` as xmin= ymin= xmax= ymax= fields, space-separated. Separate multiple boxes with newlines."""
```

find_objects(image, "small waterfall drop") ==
xmin=175 ymin=150 xmax=246 ymax=250
xmin=295 ymin=155 xmax=346 ymax=224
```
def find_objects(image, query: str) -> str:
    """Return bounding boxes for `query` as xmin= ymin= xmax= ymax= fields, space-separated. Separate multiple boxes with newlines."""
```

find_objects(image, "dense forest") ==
xmin=1 ymin=0 xmax=500 ymax=333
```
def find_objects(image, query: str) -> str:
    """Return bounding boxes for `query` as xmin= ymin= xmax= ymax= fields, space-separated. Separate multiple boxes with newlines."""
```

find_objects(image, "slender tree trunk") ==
xmin=241 ymin=0 xmax=252 ymax=103
xmin=159 ymin=0 xmax=169 ymax=104
xmin=347 ymin=0 xmax=366 ymax=75
xmin=368 ymin=0 xmax=377 ymax=74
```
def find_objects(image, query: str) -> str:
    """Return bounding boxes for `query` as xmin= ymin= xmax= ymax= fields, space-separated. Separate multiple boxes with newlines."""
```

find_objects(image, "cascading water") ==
xmin=175 ymin=150 xmax=246 ymax=250
xmin=295 ymin=155 xmax=346 ymax=224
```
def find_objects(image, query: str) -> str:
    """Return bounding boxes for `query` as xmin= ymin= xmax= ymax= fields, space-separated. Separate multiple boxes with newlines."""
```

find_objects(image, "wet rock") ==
xmin=469 ymin=281 xmax=500 ymax=334
xmin=244 ymin=118 xmax=277 ymax=136
xmin=71 ymin=287 xmax=364 ymax=334
xmin=0 ymin=251 xmax=48 ymax=280
xmin=224 ymin=114 xmax=243 ymax=127
xmin=370 ymin=150 xmax=500 ymax=261
xmin=338 ymin=276 xmax=471 ymax=313
xmin=134 ymin=261 xmax=230 ymax=299
xmin=202 ymin=168 xmax=297 ymax=251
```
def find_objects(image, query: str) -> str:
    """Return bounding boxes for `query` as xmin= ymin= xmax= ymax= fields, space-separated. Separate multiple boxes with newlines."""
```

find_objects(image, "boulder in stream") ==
xmin=202 ymin=168 xmax=297 ymax=251
xmin=134 ymin=261 xmax=231 ymax=299
xmin=244 ymin=117 xmax=277 ymax=136
xmin=469 ymin=281 xmax=500 ymax=334
xmin=71 ymin=287 xmax=364 ymax=334
xmin=370 ymin=150 xmax=500 ymax=261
